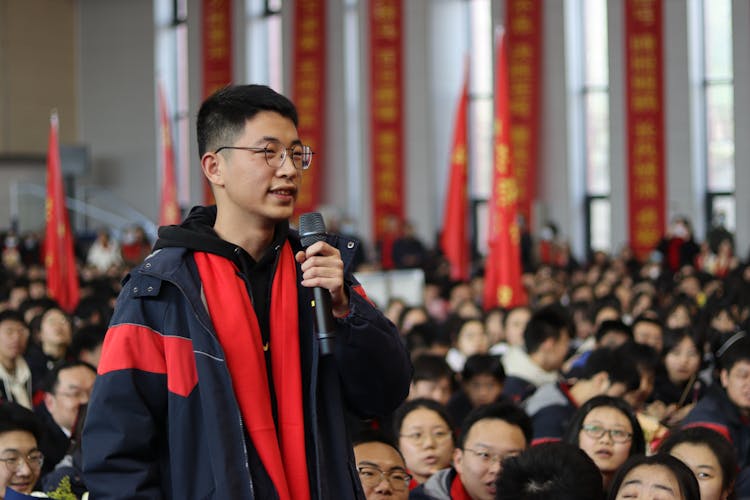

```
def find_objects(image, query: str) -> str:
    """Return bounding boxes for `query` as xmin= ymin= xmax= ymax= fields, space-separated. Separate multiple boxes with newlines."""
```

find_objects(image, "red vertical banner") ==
xmin=201 ymin=0 xmax=234 ymax=205
xmin=625 ymin=0 xmax=665 ymax=260
xmin=292 ymin=0 xmax=326 ymax=217
xmin=369 ymin=0 xmax=404 ymax=241
xmin=506 ymin=0 xmax=542 ymax=228
xmin=439 ymin=64 xmax=470 ymax=282
xmin=483 ymin=31 xmax=527 ymax=311
xmin=158 ymin=84 xmax=181 ymax=226
xmin=44 ymin=112 xmax=80 ymax=313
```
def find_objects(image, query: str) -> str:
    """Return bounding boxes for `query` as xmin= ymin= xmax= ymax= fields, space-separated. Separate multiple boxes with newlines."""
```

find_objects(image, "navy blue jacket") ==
xmin=82 ymin=227 xmax=411 ymax=499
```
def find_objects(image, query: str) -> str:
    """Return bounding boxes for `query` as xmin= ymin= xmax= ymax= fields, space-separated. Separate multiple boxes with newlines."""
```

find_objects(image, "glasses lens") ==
xmin=263 ymin=141 xmax=284 ymax=168
xmin=291 ymin=144 xmax=313 ymax=170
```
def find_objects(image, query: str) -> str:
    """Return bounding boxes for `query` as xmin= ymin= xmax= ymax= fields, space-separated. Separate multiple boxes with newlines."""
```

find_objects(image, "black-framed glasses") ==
xmin=357 ymin=466 xmax=412 ymax=491
xmin=581 ymin=424 xmax=633 ymax=443
xmin=215 ymin=140 xmax=314 ymax=170
xmin=0 ymin=451 xmax=44 ymax=472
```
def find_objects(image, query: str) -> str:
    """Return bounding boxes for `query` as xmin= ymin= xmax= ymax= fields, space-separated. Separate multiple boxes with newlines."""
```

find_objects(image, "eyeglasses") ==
xmin=215 ymin=140 xmax=314 ymax=170
xmin=581 ymin=424 xmax=633 ymax=443
xmin=0 ymin=451 xmax=44 ymax=472
xmin=463 ymin=448 xmax=518 ymax=466
xmin=357 ymin=466 xmax=411 ymax=491
xmin=399 ymin=429 xmax=452 ymax=445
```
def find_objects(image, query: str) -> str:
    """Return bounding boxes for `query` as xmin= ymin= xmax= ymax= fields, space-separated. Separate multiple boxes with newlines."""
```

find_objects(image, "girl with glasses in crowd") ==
xmin=563 ymin=395 xmax=646 ymax=493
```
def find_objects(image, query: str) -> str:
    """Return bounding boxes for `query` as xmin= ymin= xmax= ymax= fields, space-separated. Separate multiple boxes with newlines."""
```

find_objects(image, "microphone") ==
xmin=298 ymin=212 xmax=336 ymax=356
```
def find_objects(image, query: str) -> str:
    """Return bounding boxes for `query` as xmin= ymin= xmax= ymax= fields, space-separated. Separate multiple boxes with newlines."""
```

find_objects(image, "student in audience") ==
xmin=410 ymin=402 xmax=531 ymax=500
xmin=408 ymin=354 xmax=455 ymax=406
xmin=649 ymin=328 xmax=705 ymax=427
xmin=0 ymin=403 xmax=44 ymax=499
xmin=69 ymin=325 xmax=106 ymax=369
xmin=24 ymin=306 xmax=73 ymax=394
xmin=563 ymin=396 xmax=646 ymax=491
xmin=393 ymin=399 xmax=455 ymax=485
xmin=607 ymin=453 xmax=700 ymax=500
xmin=681 ymin=332 xmax=750 ymax=471
xmin=502 ymin=304 xmax=572 ymax=402
xmin=353 ymin=430 xmax=411 ymax=500
xmin=632 ymin=312 xmax=665 ymax=355
xmin=500 ymin=306 xmax=531 ymax=348
xmin=496 ymin=442 xmax=604 ymax=500
xmin=35 ymin=361 xmax=96 ymax=475
xmin=566 ymin=320 xmax=633 ymax=377
xmin=527 ymin=347 xmax=640 ymax=444
xmin=445 ymin=318 xmax=489 ymax=373
xmin=659 ymin=426 xmax=737 ymax=500
xmin=446 ymin=354 xmax=504 ymax=426
xmin=0 ymin=311 xmax=32 ymax=410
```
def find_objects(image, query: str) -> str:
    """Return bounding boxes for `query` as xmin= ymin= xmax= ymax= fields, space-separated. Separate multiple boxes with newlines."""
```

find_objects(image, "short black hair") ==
xmin=70 ymin=325 xmax=106 ymax=360
xmin=524 ymin=304 xmax=572 ymax=354
xmin=715 ymin=331 xmax=750 ymax=373
xmin=196 ymin=84 xmax=299 ymax=157
xmin=578 ymin=347 xmax=641 ymax=391
xmin=458 ymin=401 xmax=532 ymax=449
xmin=607 ymin=454 xmax=700 ymax=500
xmin=659 ymin=426 xmax=737 ymax=499
xmin=0 ymin=402 xmax=41 ymax=443
xmin=595 ymin=319 xmax=632 ymax=344
xmin=0 ymin=309 xmax=26 ymax=327
xmin=411 ymin=354 xmax=454 ymax=384
xmin=352 ymin=428 xmax=406 ymax=464
xmin=562 ymin=395 xmax=645 ymax=457
xmin=42 ymin=360 xmax=97 ymax=394
xmin=496 ymin=442 xmax=603 ymax=500
xmin=661 ymin=327 xmax=702 ymax=360
xmin=617 ymin=341 xmax=660 ymax=375
xmin=461 ymin=354 xmax=504 ymax=383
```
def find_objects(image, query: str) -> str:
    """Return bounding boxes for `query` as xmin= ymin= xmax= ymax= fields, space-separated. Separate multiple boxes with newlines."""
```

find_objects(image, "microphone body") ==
xmin=299 ymin=212 xmax=336 ymax=356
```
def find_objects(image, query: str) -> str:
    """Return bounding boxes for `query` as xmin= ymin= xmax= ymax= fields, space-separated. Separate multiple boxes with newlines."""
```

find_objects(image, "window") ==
xmin=700 ymin=0 xmax=735 ymax=232
xmin=581 ymin=0 xmax=611 ymax=254
xmin=245 ymin=0 xmax=284 ymax=91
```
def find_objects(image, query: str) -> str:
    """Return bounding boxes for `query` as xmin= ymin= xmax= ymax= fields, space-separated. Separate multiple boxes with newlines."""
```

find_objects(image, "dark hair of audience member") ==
xmin=461 ymin=354 xmax=504 ymax=383
xmin=607 ymin=453 xmax=701 ymax=500
xmin=42 ymin=360 xmax=97 ymax=394
xmin=70 ymin=325 xmax=106 ymax=360
xmin=617 ymin=341 xmax=660 ymax=375
xmin=661 ymin=327 xmax=704 ymax=363
xmin=0 ymin=309 xmax=26 ymax=327
xmin=392 ymin=398 xmax=455 ymax=446
xmin=457 ymin=401 xmax=532 ymax=449
xmin=714 ymin=331 xmax=750 ymax=373
xmin=578 ymin=347 xmax=641 ymax=391
xmin=352 ymin=428 xmax=406 ymax=463
xmin=411 ymin=354 xmax=454 ymax=386
xmin=0 ymin=402 xmax=42 ymax=443
xmin=523 ymin=304 xmax=574 ymax=354
xmin=405 ymin=321 xmax=442 ymax=355
xmin=562 ymin=395 xmax=645 ymax=456
xmin=659 ymin=426 xmax=737 ymax=500
xmin=496 ymin=442 xmax=604 ymax=500
xmin=594 ymin=319 xmax=632 ymax=344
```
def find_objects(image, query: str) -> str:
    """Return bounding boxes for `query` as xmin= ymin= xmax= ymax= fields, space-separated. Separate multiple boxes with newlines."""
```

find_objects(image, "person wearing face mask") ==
xmin=656 ymin=216 xmax=700 ymax=276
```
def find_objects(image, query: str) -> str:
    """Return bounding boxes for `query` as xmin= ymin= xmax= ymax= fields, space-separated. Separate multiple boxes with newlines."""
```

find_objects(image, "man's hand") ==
xmin=296 ymin=241 xmax=350 ymax=317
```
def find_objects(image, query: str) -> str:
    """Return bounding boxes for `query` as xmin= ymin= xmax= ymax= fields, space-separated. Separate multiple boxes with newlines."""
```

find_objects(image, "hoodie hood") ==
xmin=153 ymin=205 xmax=290 ymax=268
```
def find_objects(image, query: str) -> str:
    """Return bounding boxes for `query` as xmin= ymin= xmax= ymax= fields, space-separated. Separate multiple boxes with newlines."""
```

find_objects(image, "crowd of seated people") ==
xmin=0 ymin=217 xmax=748 ymax=499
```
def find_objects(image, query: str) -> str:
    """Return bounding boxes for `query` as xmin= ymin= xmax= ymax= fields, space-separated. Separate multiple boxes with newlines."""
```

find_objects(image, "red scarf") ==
xmin=195 ymin=243 xmax=310 ymax=500
xmin=449 ymin=472 xmax=473 ymax=500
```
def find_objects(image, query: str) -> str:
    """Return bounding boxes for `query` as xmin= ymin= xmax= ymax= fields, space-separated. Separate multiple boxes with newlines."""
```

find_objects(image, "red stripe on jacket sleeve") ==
xmin=352 ymin=284 xmax=376 ymax=306
xmin=98 ymin=323 xmax=198 ymax=397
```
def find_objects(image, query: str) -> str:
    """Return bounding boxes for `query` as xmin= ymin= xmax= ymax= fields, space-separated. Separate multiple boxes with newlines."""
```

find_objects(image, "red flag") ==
xmin=483 ymin=30 xmax=527 ymax=311
xmin=439 ymin=63 xmax=470 ymax=281
xmin=158 ymin=84 xmax=181 ymax=226
xmin=44 ymin=112 xmax=80 ymax=313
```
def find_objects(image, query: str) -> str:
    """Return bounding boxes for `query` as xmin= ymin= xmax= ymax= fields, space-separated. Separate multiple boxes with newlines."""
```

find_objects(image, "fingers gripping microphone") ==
xmin=299 ymin=212 xmax=336 ymax=356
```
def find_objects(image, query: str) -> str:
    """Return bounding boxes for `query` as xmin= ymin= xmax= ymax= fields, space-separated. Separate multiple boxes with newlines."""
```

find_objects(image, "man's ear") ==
xmin=43 ymin=392 xmax=55 ymax=412
xmin=453 ymin=448 xmax=464 ymax=475
xmin=720 ymin=369 xmax=729 ymax=388
xmin=201 ymin=152 xmax=224 ymax=187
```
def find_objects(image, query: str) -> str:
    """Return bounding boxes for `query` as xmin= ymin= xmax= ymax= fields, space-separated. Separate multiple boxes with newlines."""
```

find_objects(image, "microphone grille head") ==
xmin=299 ymin=212 xmax=327 ymax=247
